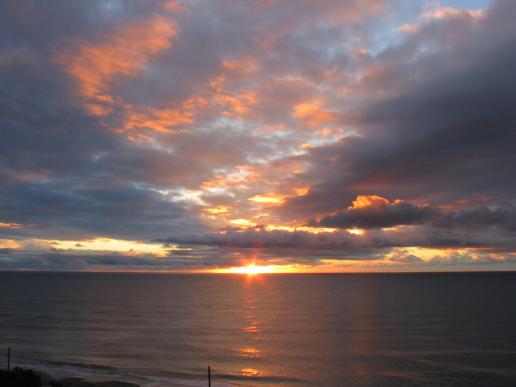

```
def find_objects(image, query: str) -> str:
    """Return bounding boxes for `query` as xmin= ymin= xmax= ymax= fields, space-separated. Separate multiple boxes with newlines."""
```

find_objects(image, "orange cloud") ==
xmin=120 ymin=96 xmax=207 ymax=134
xmin=221 ymin=57 xmax=259 ymax=74
xmin=209 ymin=62 xmax=260 ymax=117
xmin=57 ymin=15 xmax=176 ymax=116
xmin=0 ymin=239 xmax=22 ymax=249
xmin=293 ymin=101 xmax=334 ymax=126
xmin=398 ymin=23 xmax=417 ymax=34
xmin=201 ymin=165 xmax=262 ymax=192
xmin=397 ymin=7 xmax=484 ymax=36
xmin=423 ymin=7 xmax=484 ymax=21
xmin=249 ymin=193 xmax=285 ymax=206
xmin=294 ymin=186 xmax=309 ymax=196
xmin=203 ymin=205 xmax=230 ymax=215
xmin=230 ymin=218 xmax=256 ymax=228
xmin=349 ymin=195 xmax=391 ymax=209
xmin=216 ymin=92 xmax=258 ymax=116
xmin=163 ymin=1 xmax=186 ymax=12
xmin=0 ymin=221 xmax=21 ymax=229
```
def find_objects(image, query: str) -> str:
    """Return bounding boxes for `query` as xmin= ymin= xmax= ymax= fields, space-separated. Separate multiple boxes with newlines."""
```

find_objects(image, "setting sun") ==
xmin=212 ymin=263 xmax=291 ymax=275
xmin=228 ymin=263 xmax=276 ymax=275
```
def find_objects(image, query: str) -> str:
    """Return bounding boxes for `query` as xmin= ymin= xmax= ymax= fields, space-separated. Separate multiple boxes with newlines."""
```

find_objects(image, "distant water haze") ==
xmin=1 ymin=272 xmax=516 ymax=386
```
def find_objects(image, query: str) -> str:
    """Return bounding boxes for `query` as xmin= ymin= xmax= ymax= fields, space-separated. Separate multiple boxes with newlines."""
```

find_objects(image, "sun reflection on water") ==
xmin=243 ymin=324 xmax=259 ymax=334
xmin=240 ymin=367 xmax=263 ymax=377
xmin=235 ymin=277 xmax=268 ymax=378
xmin=238 ymin=347 xmax=261 ymax=358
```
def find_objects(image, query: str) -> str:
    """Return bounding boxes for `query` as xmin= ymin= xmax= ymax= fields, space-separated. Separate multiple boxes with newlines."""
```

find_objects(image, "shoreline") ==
xmin=1 ymin=368 xmax=141 ymax=387
xmin=0 ymin=367 xmax=204 ymax=387
xmin=45 ymin=375 xmax=140 ymax=387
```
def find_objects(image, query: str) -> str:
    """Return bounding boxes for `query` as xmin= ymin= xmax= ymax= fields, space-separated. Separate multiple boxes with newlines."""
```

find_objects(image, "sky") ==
xmin=1 ymin=0 xmax=515 ymax=272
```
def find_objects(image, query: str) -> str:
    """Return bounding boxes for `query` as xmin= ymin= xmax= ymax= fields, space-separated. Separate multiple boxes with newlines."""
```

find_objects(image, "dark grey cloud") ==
xmin=281 ymin=1 xmax=516 ymax=219
xmin=0 ymin=60 xmax=205 ymax=240
xmin=311 ymin=199 xmax=516 ymax=232
xmin=0 ymin=0 xmax=162 ymax=49
xmin=314 ymin=198 xmax=431 ymax=229
xmin=0 ymin=182 xmax=205 ymax=240
xmin=0 ymin=251 xmax=223 ymax=272
xmin=0 ymin=2 xmax=217 ymax=241
xmin=432 ymin=203 xmax=516 ymax=232
xmin=162 ymin=223 xmax=516 ymax=254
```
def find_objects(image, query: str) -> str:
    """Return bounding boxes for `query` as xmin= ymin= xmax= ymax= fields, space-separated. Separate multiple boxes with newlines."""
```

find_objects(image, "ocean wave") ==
xmin=15 ymin=357 xmax=206 ymax=387
xmin=13 ymin=356 xmax=303 ymax=386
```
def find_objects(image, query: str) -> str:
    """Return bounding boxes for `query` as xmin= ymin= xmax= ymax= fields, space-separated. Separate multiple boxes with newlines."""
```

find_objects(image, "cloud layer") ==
xmin=0 ymin=0 xmax=515 ymax=271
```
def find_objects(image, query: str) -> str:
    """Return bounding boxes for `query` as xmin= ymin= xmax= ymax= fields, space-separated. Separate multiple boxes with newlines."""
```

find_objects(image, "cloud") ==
xmin=163 ymin=222 xmax=516 ymax=253
xmin=0 ymin=182 xmax=205 ymax=240
xmin=120 ymin=96 xmax=207 ymax=134
xmin=1 ymin=0 xmax=516 ymax=271
xmin=312 ymin=195 xmax=516 ymax=232
xmin=314 ymin=195 xmax=431 ymax=229
xmin=422 ymin=6 xmax=484 ymax=21
xmin=0 ymin=222 xmax=21 ymax=229
xmin=57 ymin=14 xmax=176 ymax=116
xmin=292 ymin=100 xmax=335 ymax=127
xmin=0 ymin=240 xmax=22 ymax=249
xmin=431 ymin=203 xmax=516 ymax=232
xmin=281 ymin=1 xmax=516 ymax=221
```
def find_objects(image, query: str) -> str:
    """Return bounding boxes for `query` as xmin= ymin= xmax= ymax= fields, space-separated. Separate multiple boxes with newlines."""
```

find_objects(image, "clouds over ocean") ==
xmin=0 ymin=0 xmax=515 ymax=271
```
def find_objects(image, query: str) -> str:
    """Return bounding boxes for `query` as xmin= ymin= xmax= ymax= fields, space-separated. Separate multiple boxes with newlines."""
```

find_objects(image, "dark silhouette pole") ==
xmin=7 ymin=346 xmax=10 ymax=371
xmin=208 ymin=365 xmax=211 ymax=387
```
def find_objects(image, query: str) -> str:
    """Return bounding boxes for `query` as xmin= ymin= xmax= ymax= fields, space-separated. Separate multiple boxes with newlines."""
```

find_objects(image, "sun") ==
xmin=209 ymin=262 xmax=302 ymax=274
xmin=215 ymin=263 xmax=278 ymax=275
xmin=232 ymin=263 xmax=276 ymax=275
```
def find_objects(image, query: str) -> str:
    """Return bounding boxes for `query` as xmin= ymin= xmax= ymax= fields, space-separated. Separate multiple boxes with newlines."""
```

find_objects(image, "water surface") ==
xmin=0 ymin=272 xmax=515 ymax=386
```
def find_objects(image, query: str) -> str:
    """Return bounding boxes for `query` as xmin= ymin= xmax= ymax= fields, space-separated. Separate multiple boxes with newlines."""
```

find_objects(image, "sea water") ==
xmin=0 ymin=272 xmax=515 ymax=386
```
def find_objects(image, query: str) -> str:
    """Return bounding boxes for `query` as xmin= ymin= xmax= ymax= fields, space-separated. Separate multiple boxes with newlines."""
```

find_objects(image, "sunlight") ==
xmin=208 ymin=261 xmax=320 ymax=274
xmin=229 ymin=218 xmax=256 ymax=228
xmin=212 ymin=262 xmax=295 ymax=275
xmin=231 ymin=263 xmax=276 ymax=275
xmin=238 ymin=347 xmax=261 ymax=358
xmin=347 ymin=227 xmax=365 ymax=236
xmin=51 ymin=238 xmax=169 ymax=256
xmin=249 ymin=193 xmax=285 ymax=205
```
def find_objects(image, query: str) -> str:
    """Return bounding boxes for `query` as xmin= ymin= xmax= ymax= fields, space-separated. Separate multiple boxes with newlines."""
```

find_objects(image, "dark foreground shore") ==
xmin=0 ymin=368 xmax=139 ymax=387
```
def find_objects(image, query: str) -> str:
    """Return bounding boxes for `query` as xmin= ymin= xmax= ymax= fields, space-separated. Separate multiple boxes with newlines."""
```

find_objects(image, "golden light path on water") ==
xmin=238 ymin=271 xmax=266 ymax=379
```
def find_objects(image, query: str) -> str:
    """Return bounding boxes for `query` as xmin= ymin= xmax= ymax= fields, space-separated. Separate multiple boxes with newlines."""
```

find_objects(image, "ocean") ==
xmin=0 ymin=272 xmax=515 ymax=386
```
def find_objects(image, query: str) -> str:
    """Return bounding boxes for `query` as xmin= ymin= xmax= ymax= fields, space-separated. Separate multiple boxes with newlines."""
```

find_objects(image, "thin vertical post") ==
xmin=208 ymin=365 xmax=211 ymax=387
xmin=7 ymin=346 xmax=10 ymax=371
